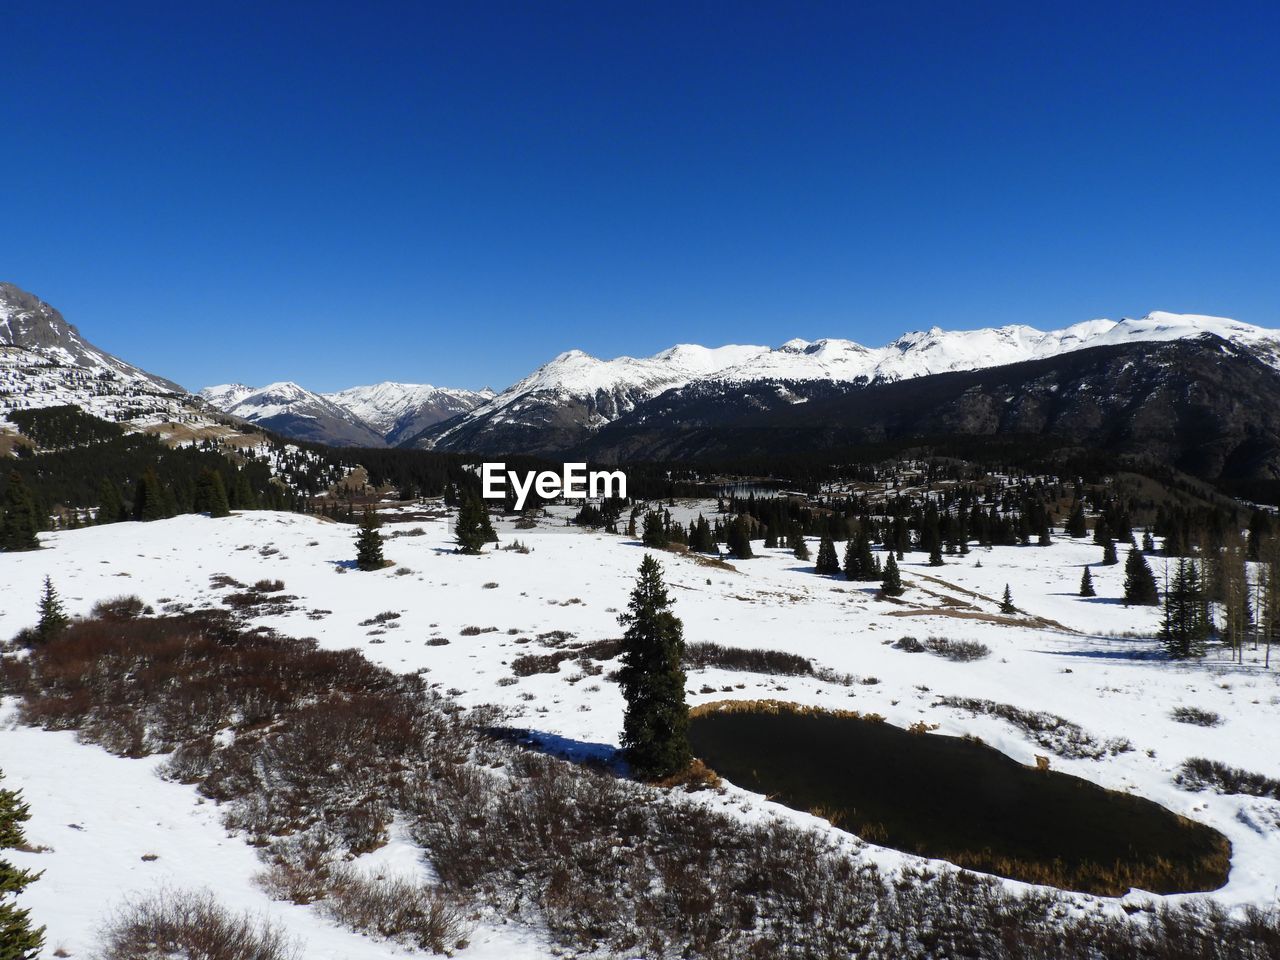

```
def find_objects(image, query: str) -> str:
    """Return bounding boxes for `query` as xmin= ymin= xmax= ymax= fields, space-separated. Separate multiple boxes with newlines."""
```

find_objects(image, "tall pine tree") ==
xmin=0 ymin=769 xmax=44 ymax=959
xmin=1162 ymin=558 xmax=1210 ymax=659
xmin=727 ymin=516 xmax=754 ymax=559
xmin=455 ymin=492 xmax=497 ymax=554
xmin=1123 ymin=548 xmax=1160 ymax=606
xmin=814 ymin=536 xmax=840 ymax=575
xmin=616 ymin=556 xmax=690 ymax=780
xmin=192 ymin=469 xmax=231 ymax=518
xmin=354 ymin=508 xmax=386 ymax=571
xmin=880 ymin=553 xmax=904 ymax=597
xmin=0 ymin=473 xmax=40 ymax=552
xmin=96 ymin=477 xmax=126 ymax=525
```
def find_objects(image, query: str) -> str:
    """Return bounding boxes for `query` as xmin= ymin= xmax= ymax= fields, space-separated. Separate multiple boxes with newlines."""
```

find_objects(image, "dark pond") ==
xmin=689 ymin=705 xmax=1230 ymax=896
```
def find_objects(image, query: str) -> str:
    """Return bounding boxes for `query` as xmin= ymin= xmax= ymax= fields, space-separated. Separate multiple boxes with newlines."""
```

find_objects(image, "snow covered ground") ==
xmin=3 ymin=505 xmax=1279 ymax=955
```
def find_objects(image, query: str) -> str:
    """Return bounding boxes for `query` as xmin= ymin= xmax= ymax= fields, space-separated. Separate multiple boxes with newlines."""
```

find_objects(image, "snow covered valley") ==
xmin=3 ymin=507 xmax=1279 ymax=958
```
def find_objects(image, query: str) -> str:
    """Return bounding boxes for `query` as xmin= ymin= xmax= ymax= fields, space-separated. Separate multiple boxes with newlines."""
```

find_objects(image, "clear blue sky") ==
xmin=3 ymin=1 xmax=1277 ymax=392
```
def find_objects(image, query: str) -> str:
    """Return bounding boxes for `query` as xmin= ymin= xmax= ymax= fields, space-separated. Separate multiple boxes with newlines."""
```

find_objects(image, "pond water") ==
xmin=689 ymin=705 xmax=1230 ymax=896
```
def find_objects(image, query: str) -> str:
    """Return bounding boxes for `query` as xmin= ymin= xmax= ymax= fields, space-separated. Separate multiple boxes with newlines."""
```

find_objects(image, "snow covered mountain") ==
xmin=198 ymin=381 xmax=387 ymax=447
xmin=324 ymin=381 xmax=493 ymax=445
xmin=0 ymin=281 xmax=197 ymax=427
xmin=581 ymin=333 xmax=1280 ymax=495
xmin=198 ymin=380 xmax=494 ymax=447
xmin=413 ymin=312 xmax=1280 ymax=454
xmin=198 ymin=383 xmax=257 ymax=410
xmin=711 ymin=313 xmax=1280 ymax=384
xmin=409 ymin=344 xmax=768 ymax=452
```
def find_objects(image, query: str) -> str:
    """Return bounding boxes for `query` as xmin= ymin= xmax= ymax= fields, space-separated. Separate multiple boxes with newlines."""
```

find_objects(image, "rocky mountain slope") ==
xmin=0 ymin=282 xmax=195 ymax=426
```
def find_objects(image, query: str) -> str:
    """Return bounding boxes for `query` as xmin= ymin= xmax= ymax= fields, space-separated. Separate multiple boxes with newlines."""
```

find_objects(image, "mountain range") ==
xmin=4 ymin=280 xmax=1280 ymax=496
xmin=402 ymin=312 xmax=1280 ymax=456
xmin=197 ymin=381 xmax=494 ymax=447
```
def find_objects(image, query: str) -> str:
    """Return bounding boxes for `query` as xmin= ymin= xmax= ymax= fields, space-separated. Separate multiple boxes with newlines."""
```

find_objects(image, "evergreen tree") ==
xmin=1142 ymin=531 xmax=1156 ymax=553
xmin=1162 ymin=558 xmax=1210 ymax=659
xmin=95 ymin=477 xmax=126 ymax=525
xmin=689 ymin=515 xmax=715 ymax=553
xmin=355 ymin=508 xmax=386 ymax=571
xmin=892 ymin=515 xmax=909 ymax=559
xmin=1101 ymin=540 xmax=1118 ymax=565
xmin=1122 ymin=548 xmax=1160 ymax=606
xmin=455 ymin=492 xmax=496 ymax=554
xmin=0 ymin=770 xmax=43 ymax=960
xmin=1079 ymin=566 xmax=1095 ymax=597
xmin=921 ymin=506 xmax=942 ymax=561
xmin=791 ymin=529 xmax=810 ymax=561
xmin=1066 ymin=502 xmax=1088 ymax=538
xmin=616 ymin=556 xmax=690 ymax=780
xmin=727 ymin=516 xmax=754 ymax=559
xmin=35 ymin=577 xmax=69 ymax=644
xmin=193 ymin=469 xmax=231 ymax=518
xmin=880 ymin=553 xmax=904 ymax=597
xmin=814 ymin=536 xmax=840 ymax=575
xmin=843 ymin=531 xmax=877 ymax=581
xmin=1037 ymin=515 xmax=1052 ymax=546
xmin=641 ymin=511 xmax=669 ymax=549
xmin=133 ymin=468 xmax=169 ymax=521
xmin=1000 ymin=584 xmax=1016 ymax=614
xmin=0 ymin=473 xmax=40 ymax=552
xmin=763 ymin=525 xmax=778 ymax=549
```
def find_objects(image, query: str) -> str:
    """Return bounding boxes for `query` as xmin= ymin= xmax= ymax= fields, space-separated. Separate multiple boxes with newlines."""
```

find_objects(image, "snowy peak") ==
xmin=419 ymin=310 xmax=1280 ymax=454
xmin=198 ymin=383 xmax=257 ymax=409
xmin=198 ymin=378 xmax=493 ymax=447
xmin=1 ymin=281 xmax=199 ymax=428
xmin=204 ymin=381 xmax=384 ymax=447
xmin=324 ymin=381 xmax=494 ymax=445
xmin=712 ymin=312 xmax=1280 ymax=385
xmin=1090 ymin=312 xmax=1280 ymax=367
xmin=326 ymin=381 xmax=493 ymax=430
xmin=483 ymin=342 xmax=767 ymax=410
xmin=0 ymin=281 xmax=183 ymax=394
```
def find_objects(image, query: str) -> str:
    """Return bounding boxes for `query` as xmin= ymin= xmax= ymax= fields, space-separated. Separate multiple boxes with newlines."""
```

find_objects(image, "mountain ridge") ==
xmin=577 ymin=333 xmax=1280 ymax=499
xmin=0 ymin=281 xmax=196 ymax=428
xmin=198 ymin=379 xmax=493 ymax=447
xmin=410 ymin=311 xmax=1280 ymax=454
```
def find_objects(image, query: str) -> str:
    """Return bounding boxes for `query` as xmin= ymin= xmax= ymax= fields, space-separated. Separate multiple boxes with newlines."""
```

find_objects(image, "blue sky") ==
xmin=2 ymin=1 xmax=1277 ymax=392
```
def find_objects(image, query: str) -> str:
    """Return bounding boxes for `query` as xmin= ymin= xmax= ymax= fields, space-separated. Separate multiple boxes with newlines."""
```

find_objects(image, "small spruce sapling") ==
xmin=1079 ymin=567 xmax=1096 ymax=597
xmin=1000 ymin=584 xmax=1016 ymax=614
xmin=36 ymin=576 xmax=68 ymax=644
